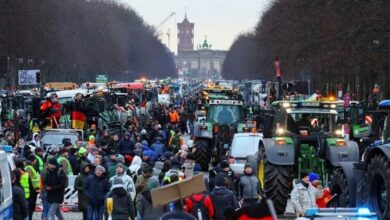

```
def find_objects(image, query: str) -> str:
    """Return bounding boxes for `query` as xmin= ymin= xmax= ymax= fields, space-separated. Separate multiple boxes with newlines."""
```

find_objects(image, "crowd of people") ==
xmin=5 ymin=91 xmax=335 ymax=220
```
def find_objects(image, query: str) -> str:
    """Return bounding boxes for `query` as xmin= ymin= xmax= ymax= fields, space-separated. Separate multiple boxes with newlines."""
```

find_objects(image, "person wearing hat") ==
xmin=150 ymin=136 xmax=167 ymax=160
xmin=135 ymin=163 xmax=154 ymax=194
xmin=163 ymin=158 xmax=184 ymax=182
xmin=77 ymin=147 xmax=89 ymax=170
xmin=109 ymin=163 xmax=136 ymax=201
xmin=118 ymin=131 xmax=134 ymax=156
xmin=291 ymin=171 xmax=323 ymax=217
xmin=85 ymin=165 xmax=110 ymax=220
xmin=210 ymin=174 xmax=239 ymax=220
xmin=57 ymin=148 xmax=73 ymax=176
xmin=209 ymin=160 xmax=236 ymax=193
xmin=24 ymin=155 xmax=40 ymax=220
xmin=75 ymin=162 xmax=91 ymax=220
xmin=309 ymin=172 xmax=330 ymax=208
xmin=108 ymin=154 xmax=125 ymax=178
xmin=40 ymin=93 xmax=62 ymax=128
xmin=45 ymin=157 xmax=67 ymax=220
xmin=137 ymin=176 xmax=165 ymax=220
xmin=105 ymin=177 xmax=135 ymax=220
xmin=238 ymin=164 xmax=263 ymax=208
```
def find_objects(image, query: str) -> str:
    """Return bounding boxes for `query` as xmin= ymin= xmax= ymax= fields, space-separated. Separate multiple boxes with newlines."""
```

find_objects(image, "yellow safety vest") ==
xmin=57 ymin=156 xmax=73 ymax=176
xmin=20 ymin=172 xmax=30 ymax=199
xmin=25 ymin=165 xmax=40 ymax=190
xmin=35 ymin=155 xmax=44 ymax=173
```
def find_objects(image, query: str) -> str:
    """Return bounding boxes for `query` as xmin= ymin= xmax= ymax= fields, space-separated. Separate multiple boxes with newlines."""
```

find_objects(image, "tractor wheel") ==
xmin=329 ymin=168 xmax=351 ymax=207
xmin=258 ymin=143 xmax=292 ymax=214
xmin=366 ymin=154 xmax=390 ymax=219
xmin=194 ymin=139 xmax=211 ymax=171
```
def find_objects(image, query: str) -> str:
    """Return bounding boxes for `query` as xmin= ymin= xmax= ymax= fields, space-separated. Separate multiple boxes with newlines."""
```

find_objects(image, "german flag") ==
xmin=71 ymin=111 xmax=86 ymax=129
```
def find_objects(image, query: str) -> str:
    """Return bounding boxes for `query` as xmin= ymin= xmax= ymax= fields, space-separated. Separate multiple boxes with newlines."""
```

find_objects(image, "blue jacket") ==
xmin=84 ymin=174 xmax=110 ymax=206
xmin=151 ymin=140 xmax=167 ymax=159
xmin=118 ymin=139 xmax=133 ymax=155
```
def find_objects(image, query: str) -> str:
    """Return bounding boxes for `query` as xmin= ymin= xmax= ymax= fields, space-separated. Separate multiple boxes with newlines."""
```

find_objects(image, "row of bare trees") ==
xmin=223 ymin=0 xmax=390 ymax=99
xmin=0 ymin=0 xmax=176 ymax=86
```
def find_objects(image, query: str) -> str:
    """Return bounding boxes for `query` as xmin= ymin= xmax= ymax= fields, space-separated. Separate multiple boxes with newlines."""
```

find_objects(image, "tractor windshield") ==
xmin=286 ymin=109 xmax=338 ymax=133
xmin=208 ymin=104 xmax=243 ymax=124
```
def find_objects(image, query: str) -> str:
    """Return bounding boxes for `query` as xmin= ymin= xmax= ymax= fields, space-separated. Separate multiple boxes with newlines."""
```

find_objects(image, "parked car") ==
xmin=227 ymin=133 xmax=263 ymax=174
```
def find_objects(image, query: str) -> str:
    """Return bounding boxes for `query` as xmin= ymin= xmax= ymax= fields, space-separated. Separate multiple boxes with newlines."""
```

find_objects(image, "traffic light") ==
xmin=36 ymin=71 xmax=40 ymax=84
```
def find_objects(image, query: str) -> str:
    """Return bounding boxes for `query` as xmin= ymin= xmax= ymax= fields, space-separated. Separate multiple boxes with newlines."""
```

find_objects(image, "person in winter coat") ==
xmin=12 ymin=170 xmax=28 ymax=220
xmin=85 ymin=165 xmax=110 ymax=220
xmin=45 ymin=158 xmax=67 ymax=220
xmin=109 ymin=163 xmax=136 ymax=201
xmin=185 ymin=191 xmax=215 ymax=219
xmin=105 ymin=177 xmax=135 ymax=220
xmin=158 ymin=160 xmax=171 ymax=184
xmin=100 ymin=130 xmax=116 ymax=150
xmin=239 ymin=164 xmax=263 ymax=207
xmin=209 ymin=160 xmax=236 ymax=193
xmin=291 ymin=171 xmax=323 ymax=217
xmin=75 ymin=163 xmax=91 ymax=220
xmin=137 ymin=176 xmax=165 ymax=220
xmin=210 ymin=175 xmax=239 ymax=220
xmin=135 ymin=163 xmax=154 ymax=194
xmin=118 ymin=132 xmax=134 ymax=155
xmin=150 ymin=137 xmax=167 ymax=159
xmin=164 ymin=158 xmax=184 ymax=182
xmin=30 ymin=132 xmax=41 ymax=148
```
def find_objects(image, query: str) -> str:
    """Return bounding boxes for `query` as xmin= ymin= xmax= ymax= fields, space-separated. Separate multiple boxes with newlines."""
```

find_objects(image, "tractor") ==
xmin=253 ymin=100 xmax=360 ymax=214
xmin=193 ymin=87 xmax=247 ymax=170
xmin=329 ymin=100 xmax=390 ymax=219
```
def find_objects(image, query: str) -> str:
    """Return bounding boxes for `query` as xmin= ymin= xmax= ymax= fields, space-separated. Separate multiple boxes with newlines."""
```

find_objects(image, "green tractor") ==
xmin=193 ymin=87 xmax=248 ymax=170
xmin=254 ymin=100 xmax=360 ymax=214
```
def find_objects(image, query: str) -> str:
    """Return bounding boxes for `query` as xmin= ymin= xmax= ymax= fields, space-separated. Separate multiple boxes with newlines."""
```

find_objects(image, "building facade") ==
xmin=175 ymin=16 xmax=226 ymax=80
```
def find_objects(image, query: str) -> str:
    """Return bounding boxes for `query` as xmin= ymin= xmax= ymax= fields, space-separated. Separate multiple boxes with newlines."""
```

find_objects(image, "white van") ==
xmin=0 ymin=150 xmax=12 ymax=220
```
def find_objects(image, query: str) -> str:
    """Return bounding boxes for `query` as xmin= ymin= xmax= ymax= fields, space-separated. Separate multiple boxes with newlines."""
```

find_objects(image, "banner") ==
xmin=18 ymin=70 xmax=40 ymax=85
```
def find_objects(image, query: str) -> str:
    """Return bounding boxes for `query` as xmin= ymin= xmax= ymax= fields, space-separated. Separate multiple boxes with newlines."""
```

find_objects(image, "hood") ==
xmin=80 ymin=162 xmax=90 ymax=175
xmin=213 ymin=187 xmax=230 ymax=196
xmin=33 ymin=133 xmax=40 ymax=139
xmin=129 ymin=156 xmax=142 ymax=173
xmin=112 ymin=187 xmax=128 ymax=198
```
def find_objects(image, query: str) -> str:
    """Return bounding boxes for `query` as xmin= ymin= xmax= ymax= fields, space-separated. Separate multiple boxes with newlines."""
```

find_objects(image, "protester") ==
xmin=75 ymin=163 xmax=92 ymax=220
xmin=239 ymin=164 xmax=263 ymax=207
xmin=185 ymin=191 xmax=215 ymax=220
xmin=309 ymin=172 xmax=330 ymax=208
xmin=109 ymin=163 xmax=136 ymax=201
xmin=291 ymin=171 xmax=323 ymax=217
xmin=118 ymin=131 xmax=134 ymax=155
xmin=45 ymin=158 xmax=67 ymax=220
xmin=210 ymin=175 xmax=239 ymax=220
xmin=105 ymin=177 xmax=135 ymax=220
xmin=85 ymin=165 xmax=110 ymax=220
xmin=12 ymin=170 xmax=28 ymax=220
xmin=137 ymin=176 xmax=165 ymax=220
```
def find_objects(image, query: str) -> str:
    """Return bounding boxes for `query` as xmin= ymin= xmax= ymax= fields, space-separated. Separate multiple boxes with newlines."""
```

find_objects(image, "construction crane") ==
xmin=157 ymin=11 xmax=176 ymax=29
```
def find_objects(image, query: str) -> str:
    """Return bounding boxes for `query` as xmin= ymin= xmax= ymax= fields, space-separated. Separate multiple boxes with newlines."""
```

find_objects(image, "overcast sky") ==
xmin=121 ymin=0 xmax=272 ymax=54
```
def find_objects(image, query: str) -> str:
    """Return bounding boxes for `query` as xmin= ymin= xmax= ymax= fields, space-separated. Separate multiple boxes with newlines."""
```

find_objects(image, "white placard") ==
xmin=18 ymin=70 xmax=39 ymax=85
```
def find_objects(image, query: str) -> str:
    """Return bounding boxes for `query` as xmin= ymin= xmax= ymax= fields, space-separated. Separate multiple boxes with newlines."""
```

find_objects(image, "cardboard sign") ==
xmin=151 ymin=173 xmax=206 ymax=208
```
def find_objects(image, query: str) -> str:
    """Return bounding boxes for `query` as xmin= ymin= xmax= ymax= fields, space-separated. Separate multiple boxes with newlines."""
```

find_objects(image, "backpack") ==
xmin=58 ymin=168 xmax=69 ymax=188
xmin=189 ymin=195 xmax=209 ymax=220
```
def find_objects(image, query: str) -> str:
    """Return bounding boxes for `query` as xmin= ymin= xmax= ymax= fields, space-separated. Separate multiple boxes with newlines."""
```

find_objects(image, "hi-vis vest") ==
xmin=35 ymin=155 xmax=44 ymax=173
xmin=57 ymin=156 xmax=73 ymax=176
xmin=20 ymin=172 xmax=30 ymax=199
xmin=25 ymin=165 xmax=40 ymax=190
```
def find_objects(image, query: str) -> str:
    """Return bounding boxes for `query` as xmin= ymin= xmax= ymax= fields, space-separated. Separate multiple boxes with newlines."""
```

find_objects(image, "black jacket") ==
xmin=85 ymin=174 xmax=110 ymax=206
xmin=74 ymin=163 xmax=90 ymax=210
xmin=45 ymin=167 xmax=67 ymax=203
xmin=105 ymin=186 xmax=135 ymax=220
xmin=209 ymin=167 xmax=236 ymax=193
xmin=210 ymin=187 xmax=239 ymax=220
xmin=12 ymin=184 xmax=28 ymax=220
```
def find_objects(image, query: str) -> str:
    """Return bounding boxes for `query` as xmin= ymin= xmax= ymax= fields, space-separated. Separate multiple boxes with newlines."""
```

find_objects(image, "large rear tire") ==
xmin=329 ymin=168 xmax=351 ymax=207
xmin=258 ymin=143 xmax=292 ymax=214
xmin=194 ymin=139 xmax=211 ymax=171
xmin=366 ymin=154 xmax=390 ymax=219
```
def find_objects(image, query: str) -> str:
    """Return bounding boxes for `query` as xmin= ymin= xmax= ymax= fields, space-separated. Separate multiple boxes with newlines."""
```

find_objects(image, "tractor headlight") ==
xmin=276 ymin=128 xmax=285 ymax=135
xmin=330 ymin=104 xmax=337 ymax=108
xmin=282 ymin=102 xmax=290 ymax=108
xmin=335 ymin=129 xmax=344 ymax=137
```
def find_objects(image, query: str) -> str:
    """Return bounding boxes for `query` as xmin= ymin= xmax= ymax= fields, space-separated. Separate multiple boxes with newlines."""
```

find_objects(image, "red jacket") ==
xmin=185 ymin=193 xmax=215 ymax=219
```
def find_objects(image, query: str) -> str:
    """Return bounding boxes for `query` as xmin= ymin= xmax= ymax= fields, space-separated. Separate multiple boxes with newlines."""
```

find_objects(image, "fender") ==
xmin=366 ymin=144 xmax=390 ymax=164
xmin=337 ymin=162 xmax=358 ymax=206
xmin=260 ymin=138 xmax=295 ymax=165
xmin=326 ymin=140 xmax=360 ymax=166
